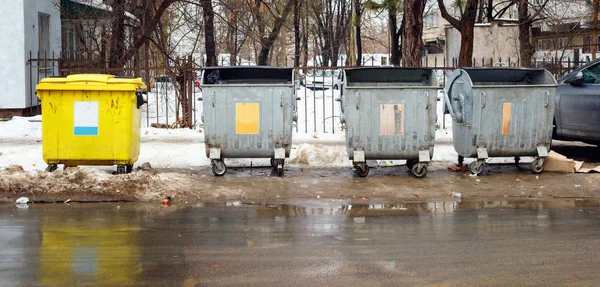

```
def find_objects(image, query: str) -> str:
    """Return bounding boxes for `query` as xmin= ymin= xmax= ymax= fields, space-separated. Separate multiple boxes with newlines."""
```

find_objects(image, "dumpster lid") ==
xmin=458 ymin=67 xmax=556 ymax=85
xmin=37 ymin=74 xmax=146 ymax=91
xmin=201 ymin=66 xmax=293 ymax=85
xmin=344 ymin=67 xmax=438 ymax=87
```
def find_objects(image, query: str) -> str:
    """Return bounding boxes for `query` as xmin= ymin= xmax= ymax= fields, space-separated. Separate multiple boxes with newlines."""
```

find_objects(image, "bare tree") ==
xmin=251 ymin=0 xmax=295 ymax=66
xmin=294 ymin=0 xmax=302 ymax=66
xmin=353 ymin=0 xmax=363 ymax=66
xmin=438 ymin=0 xmax=479 ymax=67
xmin=311 ymin=0 xmax=351 ymax=67
xmin=513 ymin=0 xmax=550 ymax=67
xmin=365 ymin=0 xmax=402 ymax=66
xmin=402 ymin=0 xmax=426 ymax=67
xmin=593 ymin=0 xmax=599 ymax=60
xmin=201 ymin=0 xmax=217 ymax=66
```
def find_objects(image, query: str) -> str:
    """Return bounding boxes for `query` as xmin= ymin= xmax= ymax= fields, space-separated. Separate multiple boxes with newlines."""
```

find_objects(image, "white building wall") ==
xmin=0 ymin=0 xmax=60 ymax=110
xmin=0 ymin=0 xmax=26 ymax=109
xmin=23 ymin=0 xmax=61 ymax=109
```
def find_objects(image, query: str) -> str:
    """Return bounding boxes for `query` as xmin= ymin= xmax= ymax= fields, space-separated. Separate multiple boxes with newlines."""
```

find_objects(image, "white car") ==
xmin=303 ymin=69 xmax=343 ymax=90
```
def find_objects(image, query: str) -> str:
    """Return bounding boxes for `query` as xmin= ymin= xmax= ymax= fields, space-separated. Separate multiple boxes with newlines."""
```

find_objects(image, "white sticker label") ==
xmin=73 ymin=101 xmax=99 ymax=136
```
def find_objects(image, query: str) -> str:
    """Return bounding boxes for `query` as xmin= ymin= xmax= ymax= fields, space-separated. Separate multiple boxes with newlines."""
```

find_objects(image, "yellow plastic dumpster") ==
xmin=36 ymin=74 xmax=147 ymax=174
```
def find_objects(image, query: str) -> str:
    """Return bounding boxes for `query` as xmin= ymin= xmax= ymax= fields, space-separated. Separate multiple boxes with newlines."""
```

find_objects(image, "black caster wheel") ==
xmin=406 ymin=159 xmax=416 ymax=170
xmin=412 ymin=164 xmax=428 ymax=178
xmin=117 ymin=165 xmax=127 ymax=175
xmin=531 ymin=157 xmax=544 ymax=174
xmin=469 ymin=160 xmax=484 ymax=175
xmin=270 ymin=158 xmax=277 ymax=168
xmin=354 ymin=164 xmax=369 ymax=177
xmin=211 ymin=160 xmax=227 ymax=176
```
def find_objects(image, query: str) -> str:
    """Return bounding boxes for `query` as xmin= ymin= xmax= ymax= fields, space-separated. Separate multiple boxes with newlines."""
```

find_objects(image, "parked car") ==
xmin=303 ymin=69 xmax=344 ymax=90
xmin=554 ymin=58 xmax=600 ymax=146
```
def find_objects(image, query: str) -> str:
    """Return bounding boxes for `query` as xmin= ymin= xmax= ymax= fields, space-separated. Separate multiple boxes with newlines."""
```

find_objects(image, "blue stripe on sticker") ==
xmin=74 ymin=126 xmax=98 ymax=136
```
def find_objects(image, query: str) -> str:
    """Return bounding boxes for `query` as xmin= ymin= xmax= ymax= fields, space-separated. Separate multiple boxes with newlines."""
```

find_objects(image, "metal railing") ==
xmin=27 ymin=53 xmax=590 ymax=134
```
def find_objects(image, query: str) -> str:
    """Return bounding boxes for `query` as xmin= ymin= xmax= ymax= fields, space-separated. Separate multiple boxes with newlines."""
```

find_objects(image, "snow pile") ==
xmin=288 ymin=143 xmax=351 ymax=167
xmin=0 ymin=116 xmax=42 ymax=139
xmin=0 ymin=166 xmax=190 ymax=201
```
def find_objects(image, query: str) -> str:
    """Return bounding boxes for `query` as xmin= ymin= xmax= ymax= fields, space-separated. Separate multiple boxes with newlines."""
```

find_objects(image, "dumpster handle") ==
xmin=544 ymin=91 xmax=550 ymax=107
xmin=356 ymin=92 xmax=360 ymax=110
xmin=135 ymin=88 xmax=147 ymax=109
xmin=424 ymin=92 xmax=428 ymax=109
xmin=481 ymin=92 xmax=486 ymax=108
xmin=444 ymin=70 xmax=465 ymax=123
xmin=443 ymin=89 xmax=462 ymax=123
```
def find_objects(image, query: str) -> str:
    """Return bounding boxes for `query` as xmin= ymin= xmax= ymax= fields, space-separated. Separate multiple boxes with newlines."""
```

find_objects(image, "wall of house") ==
xmin=23 ymin=0 xmax=61 ymax=109
xmin=0 ymin=0 xmax=60 ymax=110
xmin=0 ymin=1 xmax=25 ymax=109
xmin=444 ymin=21 xmax=519 ymax=67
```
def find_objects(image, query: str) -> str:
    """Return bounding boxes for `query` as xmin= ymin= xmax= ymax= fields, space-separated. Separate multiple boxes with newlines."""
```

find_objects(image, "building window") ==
xmin=537 ymin=37 xmax=568 ymax=51
xmin=38 ymin=13 xmax=50 ymax=70
xmin=424 ymin=13 xmax=437 ymax=29
xmin=583 ymin=35 xmax=594 ymax=53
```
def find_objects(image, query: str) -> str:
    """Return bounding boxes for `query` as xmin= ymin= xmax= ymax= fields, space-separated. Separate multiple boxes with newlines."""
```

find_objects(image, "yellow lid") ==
xmin=37 ymin=74 xmax=147 ymax=91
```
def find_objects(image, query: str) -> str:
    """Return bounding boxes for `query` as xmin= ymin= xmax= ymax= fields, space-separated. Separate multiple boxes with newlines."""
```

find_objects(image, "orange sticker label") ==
xmin=502 ymin=102 xmax=511 ymax=135
xmin=380 ymin=104 xmax=404 ymax=136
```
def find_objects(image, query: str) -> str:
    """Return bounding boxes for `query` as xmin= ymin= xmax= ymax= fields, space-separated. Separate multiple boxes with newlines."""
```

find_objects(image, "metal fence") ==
xmin=27 ymin=53 xmax=588 ymax=134
xmin=27 ymin=52 xmax=201 ymax=129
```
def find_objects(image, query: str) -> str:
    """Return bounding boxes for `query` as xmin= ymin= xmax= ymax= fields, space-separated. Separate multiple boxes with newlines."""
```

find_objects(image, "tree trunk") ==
xmin=348 ymin=2 xmax=356 ymax=66
xmin=109 ymin=0 xmax=126 ymax=68
xmin=258 ymin=0 xmax=295 ymax=66
xmin=593 ymin=0 xmax=599 ymax=60
xmin=402 ymin=0 xmax=425 ymax=67
xmin=486 ymin=0 xmax=493 ymax=21
xmin=302 ymin=4 xmax=309 ymax=67
xmin=438 ymin=0 xmax=478 ymax=67
xmin=458 ymin=22 xmax=476 ymax=67
xmin=201 ymin=0 xmax=217 ymax=66
xmin=294 ymin=0 xmax=301 ymax=66
xmin=459 ymin=0 xmax=478 ymax=67
xmin=226 ymin=8 xmax=237 ymax=65
xmin=354 ymin=0 xmax=362 ymax=66
xmin=389 ymin=10 xmax=400 ymax=66
xmin=518 ymin=0 xmax=535 ymax=67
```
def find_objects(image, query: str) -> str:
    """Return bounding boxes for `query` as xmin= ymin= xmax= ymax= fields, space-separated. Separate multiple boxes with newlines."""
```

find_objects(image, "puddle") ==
xmin=215 ymin=199 xmax=600 ymax=217
xmin=3 ymin=198 xmax=600 ymax=286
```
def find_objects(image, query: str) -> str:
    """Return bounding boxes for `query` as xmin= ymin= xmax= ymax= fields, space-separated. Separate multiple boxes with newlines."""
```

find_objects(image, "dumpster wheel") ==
xmin=411 ymin=164 xmax=428 ymax=178
xmin=469 ymin=160 xmax=485 ymax=175
xmin=211 ymin=160 xmax=227 ymax=176
xmin=354 ymin=164 xmax=369 ymax=177
xmin=45 ymin=164 xmax=58 ymax=172
xmin=531 ymin=157 xmax=545 ymax=174
xmin=117 ymin=165 xmax=128 ymax=175
xmin=126 ymin=165 xmax=133 ymax=174
xmin=271 ymin=159 xmax=285 ymax=176
xmin=406 ymin=160 xmax=417 ymax=170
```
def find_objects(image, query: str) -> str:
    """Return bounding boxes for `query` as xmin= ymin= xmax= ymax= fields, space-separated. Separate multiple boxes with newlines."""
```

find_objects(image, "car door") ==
xmin=557 ymin=63 xmax=600 ymax=142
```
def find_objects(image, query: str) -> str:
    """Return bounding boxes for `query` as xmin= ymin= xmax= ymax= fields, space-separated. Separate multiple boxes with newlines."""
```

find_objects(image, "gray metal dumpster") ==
xmin=200 ymin=67 xmax=297 ymax=176
xmin=443 ymin=67 xmax=557 ymax=175
xmin=340 ymin=68 xmax=439 ymax=178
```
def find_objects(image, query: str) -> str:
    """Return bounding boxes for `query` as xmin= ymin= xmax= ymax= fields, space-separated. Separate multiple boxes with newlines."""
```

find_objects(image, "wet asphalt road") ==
xmin=2 ymin=200 xmax=600 ymax=286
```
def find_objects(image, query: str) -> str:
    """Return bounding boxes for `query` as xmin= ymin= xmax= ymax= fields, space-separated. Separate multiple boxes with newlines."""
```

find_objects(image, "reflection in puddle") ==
xmin=227 ymin=199 xmax=600 ymax=217
xmin=1 ymin=199 xmax=600 ymax=286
